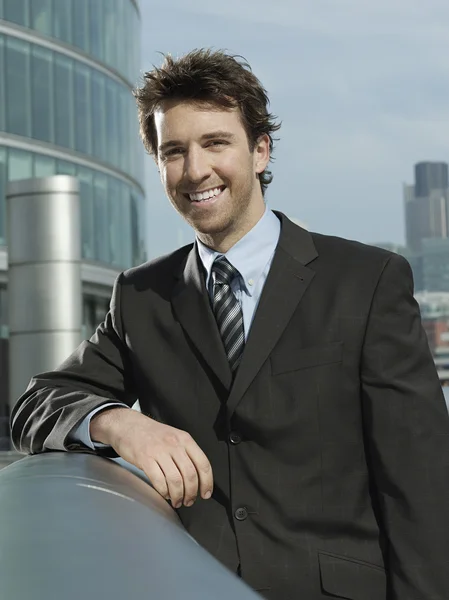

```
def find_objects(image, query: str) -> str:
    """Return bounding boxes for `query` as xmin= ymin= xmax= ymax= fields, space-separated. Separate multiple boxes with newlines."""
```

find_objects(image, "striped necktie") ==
xmin=211 ymin=257 xmax=245 ymax=373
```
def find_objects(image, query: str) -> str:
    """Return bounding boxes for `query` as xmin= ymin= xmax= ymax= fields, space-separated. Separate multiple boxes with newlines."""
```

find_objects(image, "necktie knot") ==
xmin=212 ymin=257 xmax=238 ymax=286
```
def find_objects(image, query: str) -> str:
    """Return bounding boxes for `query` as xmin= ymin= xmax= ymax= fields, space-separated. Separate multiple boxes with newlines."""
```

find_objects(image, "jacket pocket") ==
xmin=271 ymin=342 xmax=343 ymax=375
xmin=318 ymin=551 xmax=387 ymax=600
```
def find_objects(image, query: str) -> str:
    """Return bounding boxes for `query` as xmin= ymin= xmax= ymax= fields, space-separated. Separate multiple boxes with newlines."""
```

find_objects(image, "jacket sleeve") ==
xmin=361 ymin=252 xmax=449 ymax=599
xmin=10 ymin=272 xmax=137 ymax=457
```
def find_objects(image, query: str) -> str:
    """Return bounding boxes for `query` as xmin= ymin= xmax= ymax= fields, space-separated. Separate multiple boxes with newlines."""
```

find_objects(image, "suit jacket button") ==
xmin=234 ymin=507 xmax=248 ymax=521
xmin=229 ymin=431 xmax=242 ymax=445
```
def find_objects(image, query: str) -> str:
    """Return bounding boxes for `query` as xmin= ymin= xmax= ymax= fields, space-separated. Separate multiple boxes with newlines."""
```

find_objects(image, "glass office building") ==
xmin=0 ymin=0 xmax=146 ymax=448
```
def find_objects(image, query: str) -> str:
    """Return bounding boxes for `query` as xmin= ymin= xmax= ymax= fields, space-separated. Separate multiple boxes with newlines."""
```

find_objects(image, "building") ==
xmin=0 ymin=0 xmax=146 ymax=449
xmin=420 ymin=238 xmax=449 ymax=292
xmin=415 ymin=161 xmax=448 ymax=198
xmin=402 ymin=162 xmax=449 ymax=291
xmin=404 ymin=162 xmax=449 ymax=252
xmin=402 ymin=249 xmax=424 ymax=292
xmin=416 ymin=291 xmax=449 ymax=321
xmin=435 ymin=348 xmax=449 ymax=387
xmin=399 ymin=233 xmax=449 ymax=294
xmin=415 ymin=291 xmax=449 ymax=385
xmin=421 ymin=319 xmax=449 ymax=353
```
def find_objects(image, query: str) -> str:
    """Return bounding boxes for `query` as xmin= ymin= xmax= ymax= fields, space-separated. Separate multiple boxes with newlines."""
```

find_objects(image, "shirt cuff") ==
xmin=68 ymin=403 xmax=129 ymax=450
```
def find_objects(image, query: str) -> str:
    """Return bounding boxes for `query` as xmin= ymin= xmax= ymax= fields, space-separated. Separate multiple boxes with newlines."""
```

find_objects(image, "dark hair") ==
xmin=133 ymin=48 xmax=281 ymax=195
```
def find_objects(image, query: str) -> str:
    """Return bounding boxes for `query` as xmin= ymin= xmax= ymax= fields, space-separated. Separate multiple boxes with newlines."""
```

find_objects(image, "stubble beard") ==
xmin=195 ymin=180 xmax=260 ymax=251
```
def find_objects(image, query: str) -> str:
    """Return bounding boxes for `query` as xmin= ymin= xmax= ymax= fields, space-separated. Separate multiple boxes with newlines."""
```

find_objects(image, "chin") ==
xmin=192 ymin=216 xmax=231 ymax=236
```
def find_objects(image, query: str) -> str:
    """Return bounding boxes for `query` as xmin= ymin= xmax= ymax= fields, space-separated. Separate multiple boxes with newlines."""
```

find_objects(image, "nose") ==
xmin=184 ymin=147 xmax=212 ymax=183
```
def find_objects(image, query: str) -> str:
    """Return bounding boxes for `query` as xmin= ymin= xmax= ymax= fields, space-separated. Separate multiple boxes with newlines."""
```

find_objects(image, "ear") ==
xmin=254 ymin=134 xmax=271 ymax=175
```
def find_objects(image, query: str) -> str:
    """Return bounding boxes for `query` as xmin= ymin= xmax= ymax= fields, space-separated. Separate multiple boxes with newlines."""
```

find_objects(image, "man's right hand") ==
xmin=90 ymin=407 xmax=213 ymax=509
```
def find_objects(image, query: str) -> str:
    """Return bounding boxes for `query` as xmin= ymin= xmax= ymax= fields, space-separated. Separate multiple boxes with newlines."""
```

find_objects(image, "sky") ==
xmin=137 ymin=0 xmax=449 ymax=259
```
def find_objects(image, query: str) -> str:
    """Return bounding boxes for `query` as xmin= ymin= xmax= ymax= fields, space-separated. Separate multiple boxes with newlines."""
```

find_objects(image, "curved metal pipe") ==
xmin=0 ymin=452 xmax=259 ymax=599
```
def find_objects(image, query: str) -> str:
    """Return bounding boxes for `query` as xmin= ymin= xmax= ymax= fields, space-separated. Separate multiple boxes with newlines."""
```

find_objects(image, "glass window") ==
xmin=0 ymin=147 xmax=7 ymax=245
xmin=130 ymin=190 xmax=140 ymax=265
xmin=0 ymin=36 xmax=5 ymax=132
xmin=82 ymin=294 xmax=109 ymax=339
xmin=129 ymin=98 xmax=143 ymax=185
xmin=4 ymin=0 xmax=29 ymax=27
xmin=74 ymin=63 xmax=91 ymax=155
xmin=105 ymin=78 xmax=118 ymax=167
xmin=135 ymin=125 xmax=144 ymax=186
xmin=132 ymin=98 xmax=142 ymax=184
xmin=137 ymin=192 xmax=146 ymax=264
xmin=0 ymin=285 xmax=8 ymax=338
xmin=114 ymin=0 xmax=124 ymax=76
xmin=8 ymin=148 xmax=32 ymax=181
xmin=108 ymin=177 xmax=124 ymax=267
xmin=56 ymin=160 xmax=76 ymax=176
xmin=89 ymin=0 xmax=103 ymax=61
xmin=123 ymin=0 xmax=131 ymax=80
xmin=119 ymin=180 xmax=132 ymax=267
xmin=93 ymin=173 xmax=109 ymax=263
xmin=131 ymin=5 xmax=140 ymax=82
xmin=78 ymin=167 xmax=95 ymax=260
xmin=104 ymin=0 xmax=117 ymax=69
xmin=31 ymin=45 xmax=54 ymax=143
xmin=31 ymin=0 xmax=52 ymax=36
xmin=90 ymin=74 xmax=106 ymax=161
xmin=2 ymin=0 xmax=141 ymax=85
xmin=72 ymin=0 xmax=89 ymax=54
xmin=128 ymin=5 xmax=134 ymax=81
xmin=33 ymin=154 xmax=55 ymax=178
xmin=118 ymin=88 xmax=129 ymax=175
xmin=54 ymin=54 xmax=74 ymax=149
xmin=53 ymin=0 xmax=71 ymax=44
xmin=82 ymin=295 xmax=96 ymax=339
xmin=5 ymin=37 xmax=31 ymax=137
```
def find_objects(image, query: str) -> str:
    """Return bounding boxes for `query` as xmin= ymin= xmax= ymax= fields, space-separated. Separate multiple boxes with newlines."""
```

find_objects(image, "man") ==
xmin=11 ymin=49 xmax=449 ymax=599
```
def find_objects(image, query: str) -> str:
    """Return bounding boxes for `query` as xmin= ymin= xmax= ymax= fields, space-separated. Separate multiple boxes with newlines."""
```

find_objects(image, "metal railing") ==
xmin=0 ymin=452 xmax=259 ymax=600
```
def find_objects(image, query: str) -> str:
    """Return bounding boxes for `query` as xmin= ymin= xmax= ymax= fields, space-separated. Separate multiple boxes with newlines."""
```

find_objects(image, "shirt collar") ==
xmin=196 ymin=206 xmax=281 ymax=297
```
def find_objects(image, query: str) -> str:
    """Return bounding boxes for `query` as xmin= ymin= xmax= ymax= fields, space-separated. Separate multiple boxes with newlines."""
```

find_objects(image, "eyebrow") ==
xmin=158 ymin=131 xmax=236 ymax=154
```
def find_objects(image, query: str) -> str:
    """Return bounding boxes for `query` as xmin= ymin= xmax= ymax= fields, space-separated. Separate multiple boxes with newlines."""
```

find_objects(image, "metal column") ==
xmin=6 ymin=175 xmax=82 ymax=409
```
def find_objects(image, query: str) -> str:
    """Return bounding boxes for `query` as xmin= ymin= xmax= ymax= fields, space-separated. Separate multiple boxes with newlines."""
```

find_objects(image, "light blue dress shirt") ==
xmin=70 ymin=207 xmax=281 ymax=449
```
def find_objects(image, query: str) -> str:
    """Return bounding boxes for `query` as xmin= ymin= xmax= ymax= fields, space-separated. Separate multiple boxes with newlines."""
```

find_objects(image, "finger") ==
xmin=142 ymin=459 xmax=169 ymax=500
xmin=185 ymin=443 xmax=214 ymax=500
xmin=156 ymin=455 xmax=185 ymax=508
xmin=171 ymin=449 xmax=199 ymax=506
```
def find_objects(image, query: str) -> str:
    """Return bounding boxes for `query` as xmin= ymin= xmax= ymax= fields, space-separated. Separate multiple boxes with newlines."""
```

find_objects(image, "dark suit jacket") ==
xmin=11 ymin=212 xmax=449 ymax=600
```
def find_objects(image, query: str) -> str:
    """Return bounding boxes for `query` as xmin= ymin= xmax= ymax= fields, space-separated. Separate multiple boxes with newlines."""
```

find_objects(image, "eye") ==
xmin=207 ymin=140 xmax=228 ymax=148
xmin=163 ymin=147 xmax=184 ymax=158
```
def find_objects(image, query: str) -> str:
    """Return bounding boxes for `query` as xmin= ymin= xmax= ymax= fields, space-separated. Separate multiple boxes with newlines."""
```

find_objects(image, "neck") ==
xmin=197 ymin=203 xmax=265 ymax=253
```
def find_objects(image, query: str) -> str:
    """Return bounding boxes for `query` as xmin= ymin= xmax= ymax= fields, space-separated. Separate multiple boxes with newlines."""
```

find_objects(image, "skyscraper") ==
xmin=415 ymin=162 xmax=448 ymax=198
xmin=404 ymin=162 xmax=449 ymax=251
xmin=0 ymin=0 xmax=146 ymax=448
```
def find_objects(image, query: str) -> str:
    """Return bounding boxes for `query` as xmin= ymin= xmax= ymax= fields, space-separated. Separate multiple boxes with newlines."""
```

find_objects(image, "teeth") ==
xmin=189 ymin=187 xmax=223 ymax=202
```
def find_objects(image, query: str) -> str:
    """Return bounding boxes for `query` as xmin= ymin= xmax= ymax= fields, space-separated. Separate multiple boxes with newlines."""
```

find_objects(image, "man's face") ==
xmin=154 ymin=100 xmax=270 ymax=243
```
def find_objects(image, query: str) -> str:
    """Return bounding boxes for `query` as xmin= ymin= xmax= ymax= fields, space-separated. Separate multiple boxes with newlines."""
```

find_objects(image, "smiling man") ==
xmin=11 ymin=49 xmax=449 ymax=600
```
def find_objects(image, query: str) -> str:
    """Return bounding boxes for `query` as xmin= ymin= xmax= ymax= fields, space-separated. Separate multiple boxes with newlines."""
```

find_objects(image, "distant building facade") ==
xmin=404 ymin=162 xmax=449 ymax=252
xmin=0 ymin=0 xmax=146 ymax=448
xmin=401 ymin=162 xmax=449 ymax=293
xmin=415 ymin=291 xmax=449 ymax=384
xmin=420 ymin=238 xmax=449 ymax=292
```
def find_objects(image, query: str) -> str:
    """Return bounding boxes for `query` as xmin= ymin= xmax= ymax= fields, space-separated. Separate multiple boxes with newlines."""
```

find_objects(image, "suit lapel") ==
xmin=226 ymin=213 xmax=318 ymax=418
xmin=171 ymin=244 xmax=233 ymax=390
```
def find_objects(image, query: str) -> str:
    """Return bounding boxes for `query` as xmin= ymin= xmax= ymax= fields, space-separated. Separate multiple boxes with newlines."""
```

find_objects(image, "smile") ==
xmin=186 ymin=186 xmax=226 ymax=203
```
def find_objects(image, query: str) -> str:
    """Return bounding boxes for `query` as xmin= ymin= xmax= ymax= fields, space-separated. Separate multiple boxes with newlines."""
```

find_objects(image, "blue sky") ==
xmin=138 ymin=0 xmax=449 ymax=258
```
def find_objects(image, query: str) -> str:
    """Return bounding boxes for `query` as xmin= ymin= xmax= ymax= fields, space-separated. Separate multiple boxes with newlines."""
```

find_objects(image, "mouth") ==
xmin=184 ymin=185 xmax=227 ymax=205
